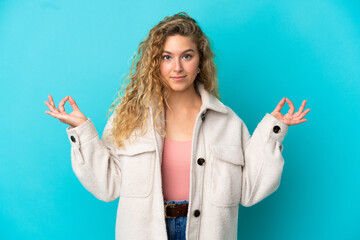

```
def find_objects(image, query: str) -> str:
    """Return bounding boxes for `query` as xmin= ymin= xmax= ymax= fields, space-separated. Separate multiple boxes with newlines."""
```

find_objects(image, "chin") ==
xmin=169 ymin=86 xmax=187 ymax=92
xmin=169 ymin=83 xmax=194 ymax=92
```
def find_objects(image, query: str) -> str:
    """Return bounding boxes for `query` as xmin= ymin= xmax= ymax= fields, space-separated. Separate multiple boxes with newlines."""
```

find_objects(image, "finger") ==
xmin=58 ymin=96 xmax=69 ymax=113
xmin=286 ymin=98 xmax=295 ymax=115
xmin=45 ymin=110 xmax=61 ymax=119
xmin=68 ymin=96 xmax=80 ymax=111
xmin=293 ymin=100 xmax=307 ymax=117
xmin=48 ymin=95 xmax=56 ymax=107
xmin=44 ymin=101 xmax=59 ymax=113
xmin=288 ymin=118 xmax=308 ymax=125
xmin=296 ymin=108 xmax=311 ymax=119
xmin=295 ymin=119 xmax=308 ymax=125
xmin=44 ymin=101 xmax=60 ymax=113
xmin=273 ymin=97 xmax=286 ymax=113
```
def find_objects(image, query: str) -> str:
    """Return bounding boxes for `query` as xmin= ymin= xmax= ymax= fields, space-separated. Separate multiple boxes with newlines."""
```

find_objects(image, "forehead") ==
xmin=162 ymin=35 xmax=197 ymax=53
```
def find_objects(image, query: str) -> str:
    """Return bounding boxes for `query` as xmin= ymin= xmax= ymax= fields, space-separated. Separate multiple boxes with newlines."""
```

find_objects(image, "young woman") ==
xmin=44 ymin=12 xmax=310 ymax=240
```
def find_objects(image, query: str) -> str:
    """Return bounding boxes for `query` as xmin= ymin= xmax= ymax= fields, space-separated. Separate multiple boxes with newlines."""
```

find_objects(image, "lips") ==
xmin=172 ymin=75 xmax=186 ymax=78
xmin=171 ymin=75 xmax=186 ymax=81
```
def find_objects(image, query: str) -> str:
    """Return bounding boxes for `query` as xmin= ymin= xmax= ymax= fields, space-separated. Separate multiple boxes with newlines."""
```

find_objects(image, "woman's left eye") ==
xmin=183 ymin=55 xmax=192 ymax=59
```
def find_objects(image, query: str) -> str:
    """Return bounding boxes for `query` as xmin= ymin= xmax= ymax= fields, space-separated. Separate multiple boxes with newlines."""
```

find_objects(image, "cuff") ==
xmin=262 ymin=113 xmax=289 ymax=143
xmin=66 ymin=118 xmax=99 ymax=147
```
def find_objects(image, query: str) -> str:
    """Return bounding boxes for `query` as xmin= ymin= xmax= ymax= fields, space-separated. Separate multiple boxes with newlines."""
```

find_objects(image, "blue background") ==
xmin=1 ymin=0 xmax=359 ymax=239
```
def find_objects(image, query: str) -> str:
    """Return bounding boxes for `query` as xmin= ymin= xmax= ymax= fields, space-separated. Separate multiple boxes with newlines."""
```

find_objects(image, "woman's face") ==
xmin=160 ymin=35 xmax=200 ymax=94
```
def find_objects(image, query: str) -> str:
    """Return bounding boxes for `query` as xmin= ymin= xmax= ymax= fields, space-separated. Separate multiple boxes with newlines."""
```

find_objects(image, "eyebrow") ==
xmin=162 ymin=49 xmax=195 ymax=54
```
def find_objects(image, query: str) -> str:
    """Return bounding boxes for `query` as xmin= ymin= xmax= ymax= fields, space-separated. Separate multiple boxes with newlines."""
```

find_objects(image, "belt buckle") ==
xmin=164 ymin=203 xmax=178 ymax=219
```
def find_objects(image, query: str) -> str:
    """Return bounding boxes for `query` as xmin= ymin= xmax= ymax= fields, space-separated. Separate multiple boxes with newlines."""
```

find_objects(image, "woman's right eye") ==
xmin=162 ymin=55 xmax=171 ymax=60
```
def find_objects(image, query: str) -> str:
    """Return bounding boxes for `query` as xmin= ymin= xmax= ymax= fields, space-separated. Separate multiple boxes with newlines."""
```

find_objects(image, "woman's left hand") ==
xmin=270 ymin=97 xmax=310 ymax=126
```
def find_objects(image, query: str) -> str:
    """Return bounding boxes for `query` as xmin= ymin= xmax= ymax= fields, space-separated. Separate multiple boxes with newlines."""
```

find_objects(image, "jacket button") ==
xmin=70 ymin=136 xmax=76 ymax=143
xmin=194 ymin=210 xmax=200 ymax=217
xmin=201 ymin=112 xmax=205 ymax=121
xmin=273 ymin=125 xmax=280 ymax=133
xmin=197 ymin=158 xmax=205 ymax=166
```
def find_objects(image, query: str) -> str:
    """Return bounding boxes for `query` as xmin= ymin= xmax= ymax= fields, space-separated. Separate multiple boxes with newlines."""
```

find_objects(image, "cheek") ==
xmin=189 ymin=55 xmax=200 ymax=73
xmin=188 ymin=61 xmax=200 ymax=74
xmin=191 ymin=64 xmax=198 ymax=73
xmin=160 ymin=63 xmax=169 ymax=76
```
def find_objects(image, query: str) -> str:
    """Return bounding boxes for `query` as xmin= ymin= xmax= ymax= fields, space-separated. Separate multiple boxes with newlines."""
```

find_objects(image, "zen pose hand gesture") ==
xmin=271 ymin=97 xmax=310 ymax=126
xmin=44 ymin=95 xmax=87 ymax=128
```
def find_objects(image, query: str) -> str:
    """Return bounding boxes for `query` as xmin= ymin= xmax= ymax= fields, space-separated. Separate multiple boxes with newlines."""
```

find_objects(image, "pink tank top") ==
xmin=161 ymin=138 xmax=192 ymax=201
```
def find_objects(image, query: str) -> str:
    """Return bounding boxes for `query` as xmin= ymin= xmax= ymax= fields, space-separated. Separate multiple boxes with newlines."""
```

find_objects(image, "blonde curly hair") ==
xmin=107 ymin=12 xmax=219 ymax=149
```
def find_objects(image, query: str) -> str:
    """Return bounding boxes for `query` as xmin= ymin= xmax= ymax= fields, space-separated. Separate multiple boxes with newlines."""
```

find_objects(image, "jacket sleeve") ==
xmin=65 ymin=114 xmax=121 ymax=202
xmin=240 ymin=113 xmax=289 ymax=207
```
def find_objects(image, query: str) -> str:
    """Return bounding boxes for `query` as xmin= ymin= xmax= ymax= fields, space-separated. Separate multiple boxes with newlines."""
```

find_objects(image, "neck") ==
xmin=166 ymin=83 xmax=202 ymax=112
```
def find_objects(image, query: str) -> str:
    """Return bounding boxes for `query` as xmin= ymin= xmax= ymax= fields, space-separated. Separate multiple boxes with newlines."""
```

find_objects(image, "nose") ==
xmin=173 ymin=58 xmax=183 ymax=72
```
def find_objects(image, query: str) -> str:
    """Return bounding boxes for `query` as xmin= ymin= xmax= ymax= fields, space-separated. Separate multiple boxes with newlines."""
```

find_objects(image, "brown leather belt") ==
xmin=164 ymin=203 xmax=188 ymax=218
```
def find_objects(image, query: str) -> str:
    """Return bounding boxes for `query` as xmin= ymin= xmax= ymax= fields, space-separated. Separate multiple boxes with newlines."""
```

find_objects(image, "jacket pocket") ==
xmin=116 ymin=143 xmax=156 ymax=198
xmin=209 ymin=144 xmax=244 ymax=207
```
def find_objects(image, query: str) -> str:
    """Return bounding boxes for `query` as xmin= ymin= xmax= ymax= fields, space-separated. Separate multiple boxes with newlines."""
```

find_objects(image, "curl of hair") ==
xmin=107 ymin=12 xmax=220 ymax=149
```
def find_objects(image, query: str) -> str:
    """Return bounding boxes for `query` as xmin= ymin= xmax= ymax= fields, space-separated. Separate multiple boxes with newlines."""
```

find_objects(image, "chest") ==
xmin=165 ymin=109 xmax=199 ymax=141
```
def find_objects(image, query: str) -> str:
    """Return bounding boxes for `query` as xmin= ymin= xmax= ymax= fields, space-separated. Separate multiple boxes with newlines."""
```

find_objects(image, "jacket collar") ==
xmin=196 ymin=82 xmax=228 ymax=114
xmin=148 ymin=82 xmax=228 ymax=126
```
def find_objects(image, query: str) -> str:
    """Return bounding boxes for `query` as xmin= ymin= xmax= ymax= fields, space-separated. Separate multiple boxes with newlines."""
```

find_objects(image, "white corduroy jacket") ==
xmin=66 ymin=82 xmax=289 ymax=240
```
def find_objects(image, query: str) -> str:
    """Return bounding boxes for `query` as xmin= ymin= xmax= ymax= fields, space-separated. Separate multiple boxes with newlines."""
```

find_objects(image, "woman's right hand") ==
xmin=44 ymin=95 xmax=88 ymax=128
